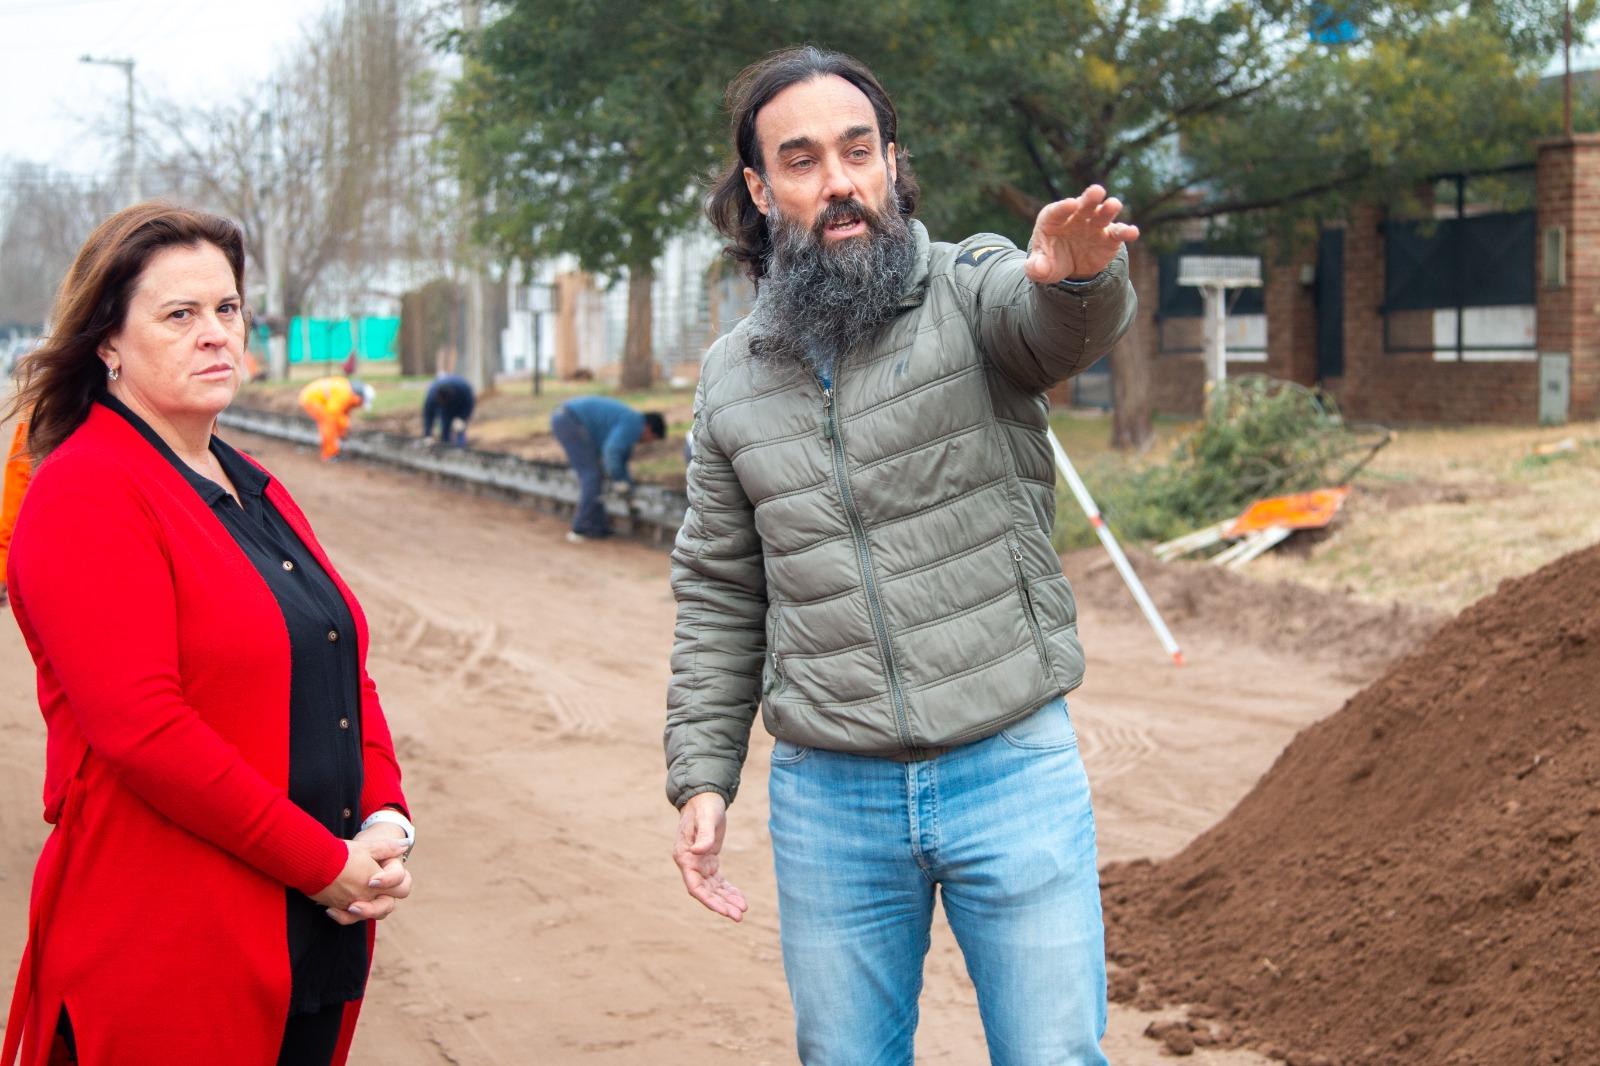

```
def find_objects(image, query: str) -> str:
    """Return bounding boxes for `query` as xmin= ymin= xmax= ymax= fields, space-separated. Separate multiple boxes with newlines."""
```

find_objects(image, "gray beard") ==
xmin=744 ymin=198 xmax=916 ymax=379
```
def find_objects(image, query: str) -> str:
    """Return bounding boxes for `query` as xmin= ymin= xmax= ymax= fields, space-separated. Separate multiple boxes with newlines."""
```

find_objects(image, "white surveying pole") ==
xmin=1047 ymin=429 xmax=1185 ymax=666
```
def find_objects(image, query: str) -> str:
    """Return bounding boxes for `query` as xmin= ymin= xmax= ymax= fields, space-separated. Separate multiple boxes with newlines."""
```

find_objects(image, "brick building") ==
xmin=1090 ymin=135 xmax=1600 ymax=424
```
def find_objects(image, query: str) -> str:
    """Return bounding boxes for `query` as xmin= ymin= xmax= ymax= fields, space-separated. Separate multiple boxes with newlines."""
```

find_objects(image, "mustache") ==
xmin=812 ymin=197 xmax=882 ymax=238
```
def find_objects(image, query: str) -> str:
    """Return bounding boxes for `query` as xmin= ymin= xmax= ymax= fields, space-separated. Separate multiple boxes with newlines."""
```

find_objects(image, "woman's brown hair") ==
xmin=705 ymin=46 xmax=920 ymax=284
xmin=5 ymin=201 xmax=247 ymax=459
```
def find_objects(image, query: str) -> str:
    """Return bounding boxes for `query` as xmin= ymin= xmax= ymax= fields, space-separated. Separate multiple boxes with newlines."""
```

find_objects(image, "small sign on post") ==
xmin=524 ymin=282 xmax=557 ymax=396
xmin=1177 ymin=255 xmax=1262 ymax=395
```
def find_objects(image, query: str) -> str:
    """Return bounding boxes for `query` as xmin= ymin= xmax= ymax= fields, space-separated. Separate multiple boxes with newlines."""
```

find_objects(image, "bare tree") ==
xmin=0 ymin=163 xmax=118 ymax=329
xmin=142 ymin=0 xmax=462 ymax=375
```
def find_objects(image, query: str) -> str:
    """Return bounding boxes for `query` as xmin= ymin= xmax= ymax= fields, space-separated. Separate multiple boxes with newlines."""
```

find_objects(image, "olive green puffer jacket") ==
xmin=665 ymin=222 xmax=1135 ymax=808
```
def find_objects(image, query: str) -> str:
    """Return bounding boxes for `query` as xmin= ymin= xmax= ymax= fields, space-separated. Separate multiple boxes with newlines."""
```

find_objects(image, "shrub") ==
xmin=1053 ymin=376 xmax=1388 ymax=552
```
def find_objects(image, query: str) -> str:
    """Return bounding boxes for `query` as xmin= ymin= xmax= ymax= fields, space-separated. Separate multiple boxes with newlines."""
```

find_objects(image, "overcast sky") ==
xmin=1 ymin=0 xmax=1594 ymax=183
xmin=0 ymin=0 xmax=333 ymax=177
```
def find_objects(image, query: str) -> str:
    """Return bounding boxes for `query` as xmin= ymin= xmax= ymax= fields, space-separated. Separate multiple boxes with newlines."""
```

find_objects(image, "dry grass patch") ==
xmin=1248 ymin=421 xmax=1600 ymax=612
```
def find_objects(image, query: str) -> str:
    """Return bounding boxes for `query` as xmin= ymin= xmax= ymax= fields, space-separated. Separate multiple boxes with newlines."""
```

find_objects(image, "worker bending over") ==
xmin=298 ymin=376 xmax=373 ymax=461
xmin=550 ymin=395 xmax=664 ymax=542
xmin=422 ymin=373 xmax=475 ymax=446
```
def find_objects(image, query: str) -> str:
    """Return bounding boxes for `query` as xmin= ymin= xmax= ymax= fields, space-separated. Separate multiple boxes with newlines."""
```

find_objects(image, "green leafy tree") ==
xmin=444 ymin=0 xmax=753 ymax=388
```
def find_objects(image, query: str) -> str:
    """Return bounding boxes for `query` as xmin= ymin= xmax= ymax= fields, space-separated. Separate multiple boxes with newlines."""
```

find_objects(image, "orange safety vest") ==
xmin=297 ymin=378 xmax=362 ymax=460
xmin=1 ymin=420 xmax=31 ymax=581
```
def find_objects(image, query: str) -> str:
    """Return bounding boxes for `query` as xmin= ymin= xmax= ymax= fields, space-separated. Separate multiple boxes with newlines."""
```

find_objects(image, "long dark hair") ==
xmin=4 ymin=201 xmax=247 ymax=460
xmin=705 ymin=46 xmax=920 ymax=283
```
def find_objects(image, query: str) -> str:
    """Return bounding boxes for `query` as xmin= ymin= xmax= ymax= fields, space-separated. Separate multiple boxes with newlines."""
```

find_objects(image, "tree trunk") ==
xmin=1109 ymin=337 xmax=1153 ymax=452
xmin=262 ymin=224 xmax=290 ymax=381
xmin=1110 ymin=243 xmax=1155 ymax=451
xmin=620 ymin=263 xmax=654 ymax=391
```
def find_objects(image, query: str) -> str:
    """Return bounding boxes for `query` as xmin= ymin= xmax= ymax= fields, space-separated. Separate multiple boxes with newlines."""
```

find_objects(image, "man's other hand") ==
xmin=673 ymin=791 xmax=748 ymax=922
xmin=1025 ymin=184 xmax=1140 ymax=284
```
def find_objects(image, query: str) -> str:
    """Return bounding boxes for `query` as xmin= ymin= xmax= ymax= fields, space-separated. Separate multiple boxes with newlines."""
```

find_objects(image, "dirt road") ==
xmin=0 ymin=432 xmax=1373 ymax=1064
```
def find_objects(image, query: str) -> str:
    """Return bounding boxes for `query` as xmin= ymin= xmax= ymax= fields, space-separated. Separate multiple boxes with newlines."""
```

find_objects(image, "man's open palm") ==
xmin=1024 ymin=184 xmax=1140 ymax=285
xmin=673 ymin=792 xmax=748 ymax=922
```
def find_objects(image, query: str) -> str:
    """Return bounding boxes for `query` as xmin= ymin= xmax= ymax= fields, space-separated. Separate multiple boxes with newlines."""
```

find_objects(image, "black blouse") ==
xmin=102 ymin=396 xmax=369 ymax=1013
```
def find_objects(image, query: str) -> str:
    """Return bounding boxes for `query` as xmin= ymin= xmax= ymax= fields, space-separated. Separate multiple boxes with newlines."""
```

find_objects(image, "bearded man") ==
xmin=665 ymin=46 xmax=1137 ymax=1065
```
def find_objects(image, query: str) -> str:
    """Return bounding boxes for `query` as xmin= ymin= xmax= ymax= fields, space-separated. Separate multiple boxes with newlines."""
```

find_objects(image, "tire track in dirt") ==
xmin=343 ymin=564 xmax=639 ymax=748
xmin=1071 ymin=704 xmax=1160 ymax=785
xmin=366 ymin=922 xmax=509 ymax=1066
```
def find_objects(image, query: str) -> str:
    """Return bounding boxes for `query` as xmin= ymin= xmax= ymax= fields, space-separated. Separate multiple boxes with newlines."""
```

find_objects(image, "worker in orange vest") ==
xmin=1 ymin=420 xmax=31 ymax=607
xmin=298 ymin=377 xmax=374 ymax=461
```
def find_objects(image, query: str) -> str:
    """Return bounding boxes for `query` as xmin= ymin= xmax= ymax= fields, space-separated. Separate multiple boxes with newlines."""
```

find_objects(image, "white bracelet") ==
xmin=360 ymin=809 xmax=415 ymax=854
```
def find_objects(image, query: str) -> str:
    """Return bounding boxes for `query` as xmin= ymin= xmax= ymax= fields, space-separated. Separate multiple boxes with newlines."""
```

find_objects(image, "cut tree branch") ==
xmin=1010 ymin=99 xmax=1064 ymax=203
xmin=991 ymin=181 xmax=1047 ymax=222
xmin=1138 ymin=167 xmax=1375 ymax=227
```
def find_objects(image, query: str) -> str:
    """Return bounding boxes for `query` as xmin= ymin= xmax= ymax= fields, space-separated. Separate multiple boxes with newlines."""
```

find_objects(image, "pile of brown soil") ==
xmin=1063 ymin=547 xmax=1445 ymax=674
xmin=1101 ymin=542 xmax=1600 ymax=1065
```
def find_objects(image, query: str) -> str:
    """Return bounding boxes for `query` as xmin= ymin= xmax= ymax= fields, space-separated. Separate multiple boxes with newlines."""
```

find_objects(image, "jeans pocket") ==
xmin=771 ymin=738 xmax=812 ymax=765
xmin=998 ymin=698 xmax=1078 ymax=750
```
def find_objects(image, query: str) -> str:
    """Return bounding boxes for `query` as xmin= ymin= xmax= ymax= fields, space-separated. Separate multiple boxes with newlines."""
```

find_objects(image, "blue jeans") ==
xmin=768 ymin=697 xmax=1107 ymax=1066
xmin=549 ymin=407 xmax=610 ymax=537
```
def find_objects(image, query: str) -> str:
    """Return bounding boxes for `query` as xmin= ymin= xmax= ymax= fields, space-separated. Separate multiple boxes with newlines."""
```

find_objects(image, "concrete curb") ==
xmin=217 ymin=404 xmax=689 ymax=547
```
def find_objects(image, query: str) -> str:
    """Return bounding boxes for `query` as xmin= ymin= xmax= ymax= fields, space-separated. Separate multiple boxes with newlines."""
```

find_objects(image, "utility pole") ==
xmin=458 ymin=0 xmax=496 ymax=394
xmin=1563 ymin=0 xmax=1574 ymax=140
xmin=257 ymin=104 xmax=290 ymax=380
xmin=80 ymin=55 xmax=139 ymax=204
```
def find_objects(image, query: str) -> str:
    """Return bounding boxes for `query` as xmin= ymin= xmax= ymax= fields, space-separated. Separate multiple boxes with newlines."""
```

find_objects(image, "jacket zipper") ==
xmin=1009 ymin=535 xmax=1052 ymax=673
xmin=821 ymin=377 xmax=915 ymax=750
xmin=763 ymin=608 xmax=786 ymax=695
xmin=763 ymin=650 xmax=785 ymax=695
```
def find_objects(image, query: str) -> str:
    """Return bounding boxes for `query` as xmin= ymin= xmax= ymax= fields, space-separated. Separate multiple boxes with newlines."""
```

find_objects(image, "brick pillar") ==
xmin=1536 ymin=134 xmax=1600 ymax=420
xmin=553 ymin=271 xmax=591 ymax=379
xmin=1129 ymin=243 xmax=1206 ymax=416
xmin=1264 ymin=236 xmax=1319 ymax=387
xmin=1325 ymin=205 xmax=1386 ymax=417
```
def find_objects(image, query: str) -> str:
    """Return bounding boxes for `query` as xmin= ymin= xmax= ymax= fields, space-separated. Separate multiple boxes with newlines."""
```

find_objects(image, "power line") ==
xmin=0 ymin=0 xmax=125 ymax=12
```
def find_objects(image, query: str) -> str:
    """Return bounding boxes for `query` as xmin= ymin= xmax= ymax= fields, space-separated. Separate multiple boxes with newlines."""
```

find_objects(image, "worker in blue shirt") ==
xmin=422 ymin=373 xmax=475 ymax=446
xmin=550 ymin=395 xmax=666 ymax=541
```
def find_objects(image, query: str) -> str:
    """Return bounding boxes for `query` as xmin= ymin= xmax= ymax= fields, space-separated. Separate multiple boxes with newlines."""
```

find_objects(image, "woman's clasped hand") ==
xmin=315 ymin=832 xmax=414 ymax=924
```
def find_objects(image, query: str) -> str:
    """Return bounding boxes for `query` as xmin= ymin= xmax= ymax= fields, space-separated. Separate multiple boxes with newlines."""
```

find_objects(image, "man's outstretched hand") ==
xmin=673 ymin=791 xmax=748 ymax=922
xmin=1024 ymin=184 xmax=1140 ymax=285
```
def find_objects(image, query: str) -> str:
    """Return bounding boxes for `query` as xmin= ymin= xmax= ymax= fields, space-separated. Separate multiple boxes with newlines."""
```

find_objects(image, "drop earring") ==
xmin=107 ymin=365 xmax=120 ymax=382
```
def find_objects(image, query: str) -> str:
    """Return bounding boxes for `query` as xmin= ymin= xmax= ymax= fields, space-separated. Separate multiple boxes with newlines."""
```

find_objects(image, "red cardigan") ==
xmin=2 ymin=404 xmax=406 ymax=1066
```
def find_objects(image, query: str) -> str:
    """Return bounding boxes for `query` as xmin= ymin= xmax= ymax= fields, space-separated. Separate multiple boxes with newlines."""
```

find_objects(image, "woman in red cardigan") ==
xmin=2 ymin=203 xmax=415 ymax=1066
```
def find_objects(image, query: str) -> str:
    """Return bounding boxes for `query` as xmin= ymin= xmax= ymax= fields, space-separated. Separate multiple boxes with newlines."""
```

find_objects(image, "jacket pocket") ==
xmin=761 ymin=603 xmax=788 ymax=699
xmin=1007 ymin=534 xmax=1054 ymax=677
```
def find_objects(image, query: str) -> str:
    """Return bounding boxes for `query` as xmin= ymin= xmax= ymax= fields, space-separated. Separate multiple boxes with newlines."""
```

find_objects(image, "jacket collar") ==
xmin=897 ymin=220 xmax=932 ymax=310
xmin=97 ymin=394 xmax=269 ymax=506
